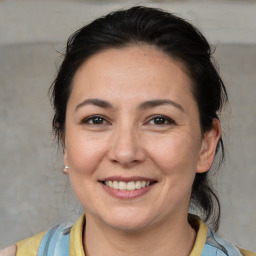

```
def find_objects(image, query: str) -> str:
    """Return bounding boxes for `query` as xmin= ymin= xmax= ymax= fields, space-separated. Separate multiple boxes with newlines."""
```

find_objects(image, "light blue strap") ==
xmin=202 ymin=243 xmax=228 ymax=256
xmin=37 ymin=223 xmax=72 ymax=256
xmin=201 ymin=229 xmax=242 ymax=256
xmin=212 ymin=231 xmax=242 ymax=256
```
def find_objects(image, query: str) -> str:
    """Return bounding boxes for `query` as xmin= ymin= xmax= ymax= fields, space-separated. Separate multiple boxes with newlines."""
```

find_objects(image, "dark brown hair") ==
xmin=49 ymin=6 xmax=228 ymax=231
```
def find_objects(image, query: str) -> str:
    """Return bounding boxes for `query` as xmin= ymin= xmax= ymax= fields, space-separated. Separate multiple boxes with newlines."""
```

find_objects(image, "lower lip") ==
xmin=100 ymin=182 xmax=155 ymax=199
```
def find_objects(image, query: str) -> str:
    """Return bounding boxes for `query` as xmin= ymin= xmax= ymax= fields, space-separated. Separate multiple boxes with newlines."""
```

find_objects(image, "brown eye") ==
xmin=153 ymin=117 xmax=168 ymax=124
xmin=148 ymin=115 xmax=175 ymax=125
xmin=90 ymin=117 xmax=104 ymax=124
xmin=82 ymin=115 xmax=108 ymax=125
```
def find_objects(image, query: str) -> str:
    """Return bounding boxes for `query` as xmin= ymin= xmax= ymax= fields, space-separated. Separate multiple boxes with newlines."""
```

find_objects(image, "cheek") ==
xmin=65 ymin=133 xmax=110 ymax=209
xmin=65 ymin=131 xmax=108 ymax=176
xmin=147 ymin=133 xmax=201 ymax=176
xmin=144 ymin=134 xmax=201 ymax=211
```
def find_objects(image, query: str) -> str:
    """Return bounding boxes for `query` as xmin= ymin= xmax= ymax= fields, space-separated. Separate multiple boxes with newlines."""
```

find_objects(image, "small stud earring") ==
xmin=62 ymin=165 xmax=69 ymax=174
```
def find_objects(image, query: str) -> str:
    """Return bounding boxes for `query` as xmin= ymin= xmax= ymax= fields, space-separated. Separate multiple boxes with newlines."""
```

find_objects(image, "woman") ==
xmin=1 ymin=6 xmax=255 ymax=256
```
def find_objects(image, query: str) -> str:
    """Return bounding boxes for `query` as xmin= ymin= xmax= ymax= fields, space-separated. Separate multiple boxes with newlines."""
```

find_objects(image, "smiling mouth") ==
xmin=101 ymin=180 xmax=156 ymax=191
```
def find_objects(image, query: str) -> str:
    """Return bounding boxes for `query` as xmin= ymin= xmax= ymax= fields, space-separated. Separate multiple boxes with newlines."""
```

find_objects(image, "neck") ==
xmin=84 ymin=213 xmax=196 ymax=256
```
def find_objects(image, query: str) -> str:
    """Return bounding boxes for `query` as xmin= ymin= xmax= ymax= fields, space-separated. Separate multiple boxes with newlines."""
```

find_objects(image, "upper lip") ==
xmin=99 ymin=176 xmax=157 ymax=182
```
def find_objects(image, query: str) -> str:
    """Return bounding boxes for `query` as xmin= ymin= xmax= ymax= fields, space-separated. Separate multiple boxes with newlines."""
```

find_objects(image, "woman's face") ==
xmin=64 ymin=45 xmax=218 ymax=231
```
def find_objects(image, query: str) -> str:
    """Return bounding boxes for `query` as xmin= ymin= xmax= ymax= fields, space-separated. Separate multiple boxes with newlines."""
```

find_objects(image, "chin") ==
xmin=108 ymin=219 xmax=151 ymax=232
xmin=102 ymin=210 xmax=154 ymax=232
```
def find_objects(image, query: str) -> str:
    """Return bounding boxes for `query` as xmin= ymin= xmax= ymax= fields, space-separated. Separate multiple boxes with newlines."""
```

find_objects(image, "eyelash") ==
xmin=146 ymin=115 xmax=176 ymax=126
xmin=81 ymin=115 xmax=109 ymax=125
xmin=81 ymin=115 xmax=176 ymax=126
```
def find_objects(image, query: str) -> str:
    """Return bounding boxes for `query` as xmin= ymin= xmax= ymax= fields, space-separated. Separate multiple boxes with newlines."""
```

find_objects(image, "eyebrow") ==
xmin=75 ymin=98 xmax=184 ymax=112
xmin=75 ymin=99 xmax=113 ymax=111
xmin=138 ymin=99 xmax=184 ymax=112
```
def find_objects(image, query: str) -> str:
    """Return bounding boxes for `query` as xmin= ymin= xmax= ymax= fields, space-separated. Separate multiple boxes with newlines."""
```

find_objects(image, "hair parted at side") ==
xmin=49 ymin=6 xmax=228 ymax=231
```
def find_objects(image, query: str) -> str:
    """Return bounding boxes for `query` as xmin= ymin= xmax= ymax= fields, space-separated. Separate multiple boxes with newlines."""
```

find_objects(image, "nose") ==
xmin=107 ymin=125 xmax=146 ymax=167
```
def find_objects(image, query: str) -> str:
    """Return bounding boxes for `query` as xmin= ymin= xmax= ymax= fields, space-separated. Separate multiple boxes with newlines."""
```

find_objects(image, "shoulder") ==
xmin=0 ymin=232 xmax=44 ymax=256
xmin=1 ymin=217 xmax=84 ymax=256
xmin=189 ymin=215 xmax=255 ymax=256
xmin=15 ymin=222 xmax=74 ymax=256
xmin=205 ymin=228 xmax=255 ymax=256
xmin=15 ymin=231 xmax=45 ymax=256
xmin=237 ymin=247 xmax=256 ymax=256
xmin=0 ymin=245 xmax=17 ymax=256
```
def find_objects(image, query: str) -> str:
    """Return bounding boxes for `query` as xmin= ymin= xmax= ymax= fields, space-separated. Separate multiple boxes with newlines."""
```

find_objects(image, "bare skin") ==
xmin=63 ymin=45 xmax=221 ymax=256
xmin=85 ymin=211 xmax=196 ymax=256
xmin=0 ymin=245 xmax=16 ymax=256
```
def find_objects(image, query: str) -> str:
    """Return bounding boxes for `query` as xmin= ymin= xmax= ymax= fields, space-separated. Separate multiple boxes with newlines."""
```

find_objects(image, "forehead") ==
xmin=70 ymin=45 xmax=195 ymax=108
xmin=75 ymin=44 xmax=188 ymax=76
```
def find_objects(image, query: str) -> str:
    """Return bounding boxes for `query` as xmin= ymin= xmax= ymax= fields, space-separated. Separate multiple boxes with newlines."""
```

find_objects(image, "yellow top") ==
xmin=15 ymin=215 xmax=255 ymax=256
xmin=190 ymin=216 xmax=208 ymax=256
xmin=69 ymin=215 xmax=84 ymax=256
xmin=16 ymin=231 xmax=45 ymax=256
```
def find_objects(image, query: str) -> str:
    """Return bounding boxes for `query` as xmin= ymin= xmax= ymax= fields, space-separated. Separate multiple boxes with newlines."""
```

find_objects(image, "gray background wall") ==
xmin=0 ymin=0 xmax=255 ymax=252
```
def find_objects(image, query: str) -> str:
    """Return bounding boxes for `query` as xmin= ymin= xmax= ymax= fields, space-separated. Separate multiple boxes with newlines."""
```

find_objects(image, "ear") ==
xmin=63 ymin=147 xmax=68 ymax=165
xmin=62 ymin=147 xmax=69 ymax=174
xmin=62 ymin=135 xmax=69 ymax=167
xmin=196 ymin=119 xmax=221 ymax=173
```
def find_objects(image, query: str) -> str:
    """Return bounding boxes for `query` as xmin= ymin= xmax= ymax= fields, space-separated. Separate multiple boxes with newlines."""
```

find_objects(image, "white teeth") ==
xmin=135 ymin=181 xmax=142 ymax=189
xmin=113 ymin=181 xmax=119 ymax=189
xmin=104 ymin=180 xmax=152 ymax=191
xmin=119 ymin=181 xmax=127 ymax=190
xmin=127 ymin=181 xmax=135 ymax=191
